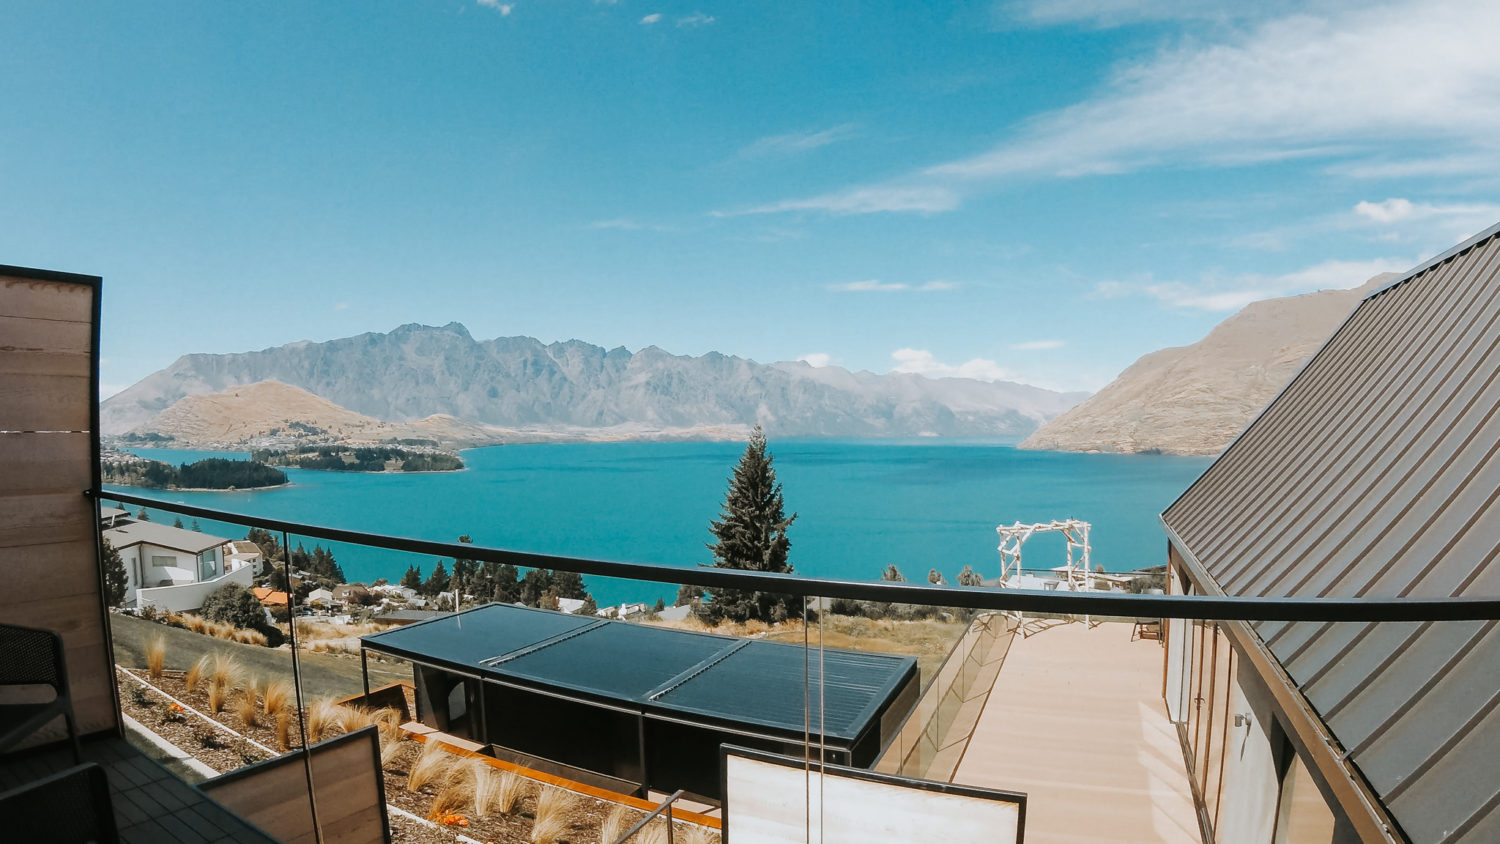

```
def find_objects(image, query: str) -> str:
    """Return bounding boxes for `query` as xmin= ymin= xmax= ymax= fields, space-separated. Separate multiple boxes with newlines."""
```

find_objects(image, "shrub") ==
xmin=146 ymin=636 xmax=166 ymax=681
xmin=126 ymin=683 xmax=150 ymax=708
xmin=201 ymin=583 xmax=267 ymax=630
xmin=193 ymin=724 xmax=224 ymax=749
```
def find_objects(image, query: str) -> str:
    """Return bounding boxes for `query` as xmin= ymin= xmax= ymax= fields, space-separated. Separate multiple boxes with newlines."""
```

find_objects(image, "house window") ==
xmin=150 ymin=555 xmax=174 ymax=567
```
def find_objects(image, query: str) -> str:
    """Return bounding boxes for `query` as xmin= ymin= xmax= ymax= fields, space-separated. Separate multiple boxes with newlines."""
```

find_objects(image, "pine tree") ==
xmin=173 ymin=516 xmax=184 ymax=529
xmin=957 ymin=565 xmax=983 ymax=587
xmin=102 ymin=538 xmax=128 ymax=607
xmin=697 ymin=426 xmax=797 ymax=625
xmin=423 ymin=561 xmax=450 ymax=597
xmin=401 ymin=564 xmax=423 ymax=590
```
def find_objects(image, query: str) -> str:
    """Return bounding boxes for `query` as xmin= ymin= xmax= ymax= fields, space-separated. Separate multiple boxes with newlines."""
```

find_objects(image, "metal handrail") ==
xmin=94 ymin=490 xmax=1500 ymax=623
xmin=611 ymin=789 xmax=684 ymax=844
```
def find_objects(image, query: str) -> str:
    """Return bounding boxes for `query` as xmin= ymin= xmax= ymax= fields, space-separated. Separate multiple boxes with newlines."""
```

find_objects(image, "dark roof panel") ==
xmin=1162 ymin=223 xmax=1500 ymax=844
xmin=362 ymin=603 xmax=916 ymax=742
xmin=498 ymin=621 xmax=732 ymax=700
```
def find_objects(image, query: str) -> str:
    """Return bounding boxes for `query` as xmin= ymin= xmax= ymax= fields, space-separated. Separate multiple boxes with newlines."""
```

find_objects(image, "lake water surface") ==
xmin=112 ymin=440 xmax=1212 ymax=606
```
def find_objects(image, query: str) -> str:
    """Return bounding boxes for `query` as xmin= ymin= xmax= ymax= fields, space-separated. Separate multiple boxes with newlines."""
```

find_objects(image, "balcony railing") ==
xmin=97 ymin=490 xmax=1500 ymax=844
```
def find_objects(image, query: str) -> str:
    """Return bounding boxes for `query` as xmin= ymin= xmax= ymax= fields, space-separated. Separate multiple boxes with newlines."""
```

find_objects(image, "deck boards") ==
xmin=0 ymin=736 xmax=279 ymax=843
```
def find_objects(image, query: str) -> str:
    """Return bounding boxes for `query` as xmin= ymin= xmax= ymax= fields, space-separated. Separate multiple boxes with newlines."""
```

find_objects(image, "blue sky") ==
xmin=4 ymin=1 xmax=1497 ymax=398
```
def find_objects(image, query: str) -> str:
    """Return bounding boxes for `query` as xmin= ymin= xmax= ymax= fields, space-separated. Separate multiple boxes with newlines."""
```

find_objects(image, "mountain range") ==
xmin=102 ymin=323 xmax=1089 ymax=442
xmin=1020 ymin=273 xmax=1397 ymax=455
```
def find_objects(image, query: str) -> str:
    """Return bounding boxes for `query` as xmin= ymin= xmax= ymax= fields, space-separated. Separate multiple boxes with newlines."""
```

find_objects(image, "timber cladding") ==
xmin=200 ymin=726 xmax=390 ymax=844
xmin=0 ymin=266 xmax=116 ymax=740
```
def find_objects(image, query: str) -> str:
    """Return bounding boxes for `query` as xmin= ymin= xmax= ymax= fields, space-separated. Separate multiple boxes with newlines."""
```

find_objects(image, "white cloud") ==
xmin=891 ymin=348 xmax=1016 ymax=382
xmin=828 ymin=279 xmax=958 ymax=292
xmin=1353 ymin=198 xmax=1416 ymax=223
xmin=798 ymin=353 xmax=833 ymax=367
xmin=744 ymin=2 xmax=1500 ymax=218
xmin=736 ymin=124 xmax=858 ymax=160
xmin=676 ymin=13 xmax=715 ymax=27
xmin=730 ymin=185 xmax=960 ymax=217
xmin=1099 ymin=256 xmax=1412 ymax=312
xmin=477 ymin=0 xmax=513 ymax=14
xmin=933 ymin=3 xmax=1500 ymax=182
xmin=1010 ymin=339 xmax=1065 ymax=350
xmin=1001 ymin=0 xmax=1314 ymax=28
xmin=1354 ymin=197 xmax=1500 ymax=228
xmin=640 ymin=13 xmax=662 ymax=24
xmin=334 ymin=301 xmax=350 ymax=311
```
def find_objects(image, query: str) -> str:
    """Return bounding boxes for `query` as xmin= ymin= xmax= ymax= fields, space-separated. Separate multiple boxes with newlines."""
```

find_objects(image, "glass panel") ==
xmin=1276 ymin=753 xmax=1338 ymax=844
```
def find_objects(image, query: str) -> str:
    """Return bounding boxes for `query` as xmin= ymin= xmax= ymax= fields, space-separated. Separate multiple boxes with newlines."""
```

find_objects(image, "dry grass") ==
xmin=263 ymin=679 xmax=292 ymax=718
xmin=632 ymin=822 xmax=670 ymax=844
xmin=429 ymin=762 xmax=478 ymax=820
xmin=275 ymin=710 xmax=295 ymax=751
xmin=293 ymin=619 xmax=384 ymax=642
xmin=207 ymin=682 xmax=227 ymax=713
xmin=184 ymin=654 xmax=212 ymax=693
xmin=496 ymin=769 xmax=528 ymax=816
xmin=210 ymin=653 xmax=243 ymax=690
xmin=335 ymin=704 xmax=377 ymax=733
xmin=407 ymin=741 xmax=455 ymax=793
xmin=307 ymin=698 xmax=339 ymax=742
xmin=531 ymin=786 xmax=575 ymax=844
xmin=600 ymin=804 xmax=640 ymax=843
xmin=146 ymin=635 xmax=166 ymax=681
xmin=234 ymin=686 xmax=258 ymax=725
xmin=233 ymin=628 xmax=268 ymax=646
xmin=679 ymin=825 xmax=720 ymax=844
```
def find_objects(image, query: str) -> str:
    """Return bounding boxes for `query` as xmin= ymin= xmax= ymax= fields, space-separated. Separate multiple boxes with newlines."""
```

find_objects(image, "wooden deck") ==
xmin=952 ymin=620 xmax=1202 ymax=844
xmin=0 ymin=735 xmax=280 ymax=844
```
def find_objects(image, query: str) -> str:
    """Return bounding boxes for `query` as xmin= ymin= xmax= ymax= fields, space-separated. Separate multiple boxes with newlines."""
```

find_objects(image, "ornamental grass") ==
xmin=531 ymin=786 xmax=575 ymax=844
xmin=184 ymin=654 xmax=212 ymax=693
xmin=146 ymin=636 xmax=166 ymax=682
xmin=406 ymin=741 xmax=454 ymax=793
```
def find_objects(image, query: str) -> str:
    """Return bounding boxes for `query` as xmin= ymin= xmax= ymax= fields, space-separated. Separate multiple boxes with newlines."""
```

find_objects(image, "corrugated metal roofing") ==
xmin=1162 ymin=223 xmax=1500 ymax=844
xmin=362 ymin=603 xmax=916 ymax=742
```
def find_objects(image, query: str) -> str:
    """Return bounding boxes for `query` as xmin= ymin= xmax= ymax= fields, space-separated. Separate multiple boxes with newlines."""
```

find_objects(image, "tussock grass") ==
xmin=307 ymin=698 xmax=339 ymax=742
xmin=207 ymin=654 xmax=243 ymax=712
xmin=472 ymin=766 xmax=503 ymax=818
xmin=233 ymin=628 xmax=268 ymax=646
xmin=185 ymin=654 xmax=212 ymax=693
xmin=531 ymin=786 xmax=575 ymax=844
xmin=634 ymin=822 xmax=670 ymax=844
xmin=407 ymin=741 xmax=454 ymax=792
xmin=146 ymin=636 xmax=166 ymax=681
xmin=275 ymin=710 xmax=295 ymax=750
xmin=600 ymin=804 xmax=640 ymax=843
xmin=262 ymin=679 xmax=292 ymax=718
xmin=235 ymin=686 xmax=259 ymax=727
xmin=496 ymin=769 xmax=528 ymax=816
xmin=429 ymin=764 xmax=477 ymax=820
xmin=680 ymin=825 xmax=720 ymax=844
xmin=335 ymin=704 xmax=377 ymax=733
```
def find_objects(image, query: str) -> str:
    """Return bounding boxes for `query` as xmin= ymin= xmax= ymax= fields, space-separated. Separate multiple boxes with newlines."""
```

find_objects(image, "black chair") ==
xmin=0 ymin=622 xmax=82 ymax=763
xmin=0 ymin=762 xmax=118 ymax=843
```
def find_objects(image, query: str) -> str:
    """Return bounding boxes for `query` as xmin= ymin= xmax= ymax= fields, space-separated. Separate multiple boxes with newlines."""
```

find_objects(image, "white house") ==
xmin=103 ymin=521 xmax=251 ymax=613
xmin=223 ymin=540 xmax=265 ymax=575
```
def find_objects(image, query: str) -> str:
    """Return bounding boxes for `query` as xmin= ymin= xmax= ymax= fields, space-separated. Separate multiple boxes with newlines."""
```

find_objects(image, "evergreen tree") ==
xmin=102 ymin=537 xmax=128 ymax=608
xmin=173 ymin=516 xmax=184 ymax=529
xmin=927 ymin=568 xmax=946 ymax=585
xmin=957 ymin=565 xmax=983 ymax=587
xmin=581 ymin=594 xmax=599 ymax=616
xmin=492 ymin=564 xmax=520 ymax=604
xmin=674 ymin=583 xmax=704 ymax=606
xmin=519 ymin=569 xmax=551 ymax=607
xmin=191 ymin=519 xmax=202 ymax=532
xmin=401 ymin=564 xmax=423 ymax=590
xmin=423 ymin=561 xmax=450 ymax=597
xmin=552 ymin=569 xmax=587 ymax=600
xmin=881 ymin=565 xmax=906 ymax=582
xmin=136 ymin=508 xmax=150 ymax=521
xmin=450 ymin=535 xmax=477 ymax=599
xmin=696 ymin=426 xmax=797 ymax=625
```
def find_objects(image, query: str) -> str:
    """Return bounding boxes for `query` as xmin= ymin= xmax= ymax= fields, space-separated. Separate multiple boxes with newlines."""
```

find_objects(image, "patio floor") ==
xmin=952 ymin=620 xmax=1202 ymax=844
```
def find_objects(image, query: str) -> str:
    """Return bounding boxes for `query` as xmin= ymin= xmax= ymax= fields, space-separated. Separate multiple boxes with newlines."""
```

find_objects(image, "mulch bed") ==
xmin=118 ymin=669 xmax=719 ymax=843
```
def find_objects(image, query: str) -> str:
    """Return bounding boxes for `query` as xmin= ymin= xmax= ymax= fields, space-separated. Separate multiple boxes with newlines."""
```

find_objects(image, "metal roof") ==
xmin=1162 ymin=223 xmax=1500 ymax=844
xmin=361 ymin=603 xmax=917 ymax=742
xmin=103 ymin=521 xmax=229 ymax=555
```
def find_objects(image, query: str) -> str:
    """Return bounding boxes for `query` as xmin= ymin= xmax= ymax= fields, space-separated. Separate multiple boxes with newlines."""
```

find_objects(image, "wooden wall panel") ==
xmin=202 ymin=728 xmax=388 ymax=844
xmin=0 ymin=275 xmax=93 ymax=322
xmin=0 ymin=267 xmax=115 ymax=745
xmin=0 ymin=432 xmax=91 ymax=492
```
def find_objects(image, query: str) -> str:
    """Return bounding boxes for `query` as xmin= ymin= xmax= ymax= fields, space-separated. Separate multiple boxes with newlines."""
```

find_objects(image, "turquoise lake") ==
xmin=109 ymin=440 xmax=1212 ymax=607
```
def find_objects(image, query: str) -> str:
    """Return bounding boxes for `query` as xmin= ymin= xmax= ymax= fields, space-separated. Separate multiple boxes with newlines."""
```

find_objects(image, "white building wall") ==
xmin=1215 ymin=662 xmax=1282 ymax=844
xmin=136 ymin=564 xmax=255 ymax=614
